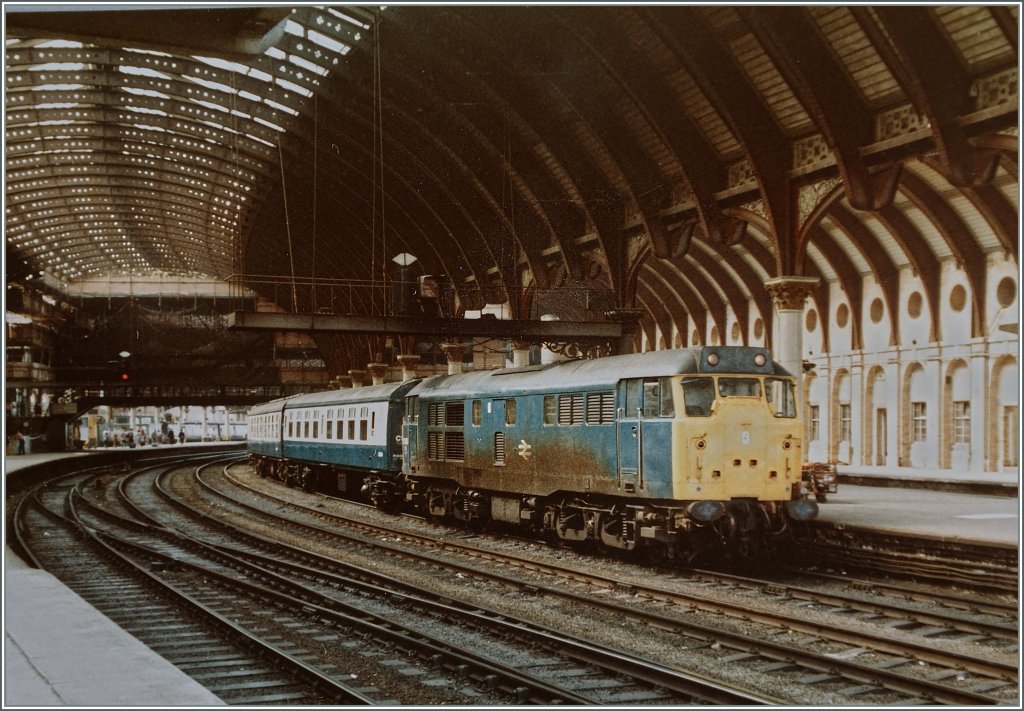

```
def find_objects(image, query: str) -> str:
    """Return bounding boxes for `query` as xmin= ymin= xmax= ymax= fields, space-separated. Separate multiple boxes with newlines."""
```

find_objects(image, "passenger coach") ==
xmin=248 ymin=380 xmax=419 ymax=502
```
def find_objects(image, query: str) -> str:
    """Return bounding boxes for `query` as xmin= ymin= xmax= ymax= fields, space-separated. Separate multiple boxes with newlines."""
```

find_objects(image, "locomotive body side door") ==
xmin=616 ymin=379 xmax=643 ymax=492
xmin=402 ymin=395 xmax=419 ymax=474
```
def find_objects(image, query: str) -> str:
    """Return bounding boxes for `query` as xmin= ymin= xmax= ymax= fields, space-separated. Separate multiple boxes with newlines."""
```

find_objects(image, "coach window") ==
xmin=682 ymin=377 xmax=714 ymax=417
xmin=543 ymin=395 xmax=556 ymax=424
xmin=304 ymin=412 xmax=310 ymax=438
xmin=313 ymin=417 xmax=319 ymax=439
xmin=472 ymin=400 xmax=482 ymax=426
xmin=505 ymin=399 xmax=517 ymax=425
xmin=360 ymin=419 xmax=368 ymax=441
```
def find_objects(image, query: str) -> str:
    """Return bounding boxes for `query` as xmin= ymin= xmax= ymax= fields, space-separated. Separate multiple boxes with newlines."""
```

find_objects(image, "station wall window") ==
xmin=809 ymin=405 xmax=820 ymax=441
xmin=911 ymin=402 xmax=927 ymax=442
xmin=839 ymin=404 xmax=851 ymax=442
xmin=952 ymin=401 xmax=970 ymax=443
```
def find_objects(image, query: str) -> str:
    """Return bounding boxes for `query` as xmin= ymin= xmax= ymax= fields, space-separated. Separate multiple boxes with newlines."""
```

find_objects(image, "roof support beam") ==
xmin=227 ymin=311 xmax=621 ymax=342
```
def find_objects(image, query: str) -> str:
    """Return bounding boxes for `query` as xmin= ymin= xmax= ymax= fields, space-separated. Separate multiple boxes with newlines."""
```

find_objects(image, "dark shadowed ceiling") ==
xmin=5 ymin=4 xmax=1019 ymax=354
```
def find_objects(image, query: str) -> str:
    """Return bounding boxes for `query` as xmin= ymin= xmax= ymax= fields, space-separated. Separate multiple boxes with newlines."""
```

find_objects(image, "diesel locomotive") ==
xmin=247 ymin=346 xmax=818 ymax=561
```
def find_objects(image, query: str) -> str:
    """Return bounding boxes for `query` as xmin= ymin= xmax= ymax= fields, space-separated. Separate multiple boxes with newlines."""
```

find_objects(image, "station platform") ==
xmin=4 ymin=451 xmax=1019 ymax=705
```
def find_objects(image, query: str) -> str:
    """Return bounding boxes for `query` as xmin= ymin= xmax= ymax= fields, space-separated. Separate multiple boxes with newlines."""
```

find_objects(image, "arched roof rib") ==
xmin=4 ymin=5 xmax=1017 ymax=357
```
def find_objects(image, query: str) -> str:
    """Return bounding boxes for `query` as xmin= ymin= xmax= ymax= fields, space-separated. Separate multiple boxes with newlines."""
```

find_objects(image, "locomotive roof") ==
xmin=408 ymin=347 xmax=786 ymax=399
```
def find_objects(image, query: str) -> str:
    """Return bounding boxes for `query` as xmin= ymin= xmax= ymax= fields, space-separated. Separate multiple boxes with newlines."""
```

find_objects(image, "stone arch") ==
xmin=988 ymin=355 xmax=1019 ymax=473
xmin=943 ymin=359 xmax=970 ymax=470
xmin=862 ymin=364 xmax=887 ymax=466
xmin=901 ymin=362 xmax=927 ymax=467
xmin=830 ymin=369 xmax=852 ymax=464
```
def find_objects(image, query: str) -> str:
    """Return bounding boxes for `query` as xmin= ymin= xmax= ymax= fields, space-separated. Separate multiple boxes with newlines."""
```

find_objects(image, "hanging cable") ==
xmin=278 ymin=140 xmax=299 ymax=312
xmin=312 ymin=90 xmax=318 ymax=313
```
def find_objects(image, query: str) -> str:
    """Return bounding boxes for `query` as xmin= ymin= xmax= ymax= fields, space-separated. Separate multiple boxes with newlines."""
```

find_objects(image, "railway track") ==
xmin=192 ymin=462 xmax=1018 ymax=706
xmin=9 ymin=454 xmax=1017 ymax=706
xmin=12 ymin=466 xmax=371 ymax=705
xmin=15 ymin=458 xmax=771 ymax=706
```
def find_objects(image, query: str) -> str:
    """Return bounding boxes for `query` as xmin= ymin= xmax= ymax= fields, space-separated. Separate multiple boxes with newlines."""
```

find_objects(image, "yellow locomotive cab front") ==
xmin=672 ymin=374 xmax=803 ymax=502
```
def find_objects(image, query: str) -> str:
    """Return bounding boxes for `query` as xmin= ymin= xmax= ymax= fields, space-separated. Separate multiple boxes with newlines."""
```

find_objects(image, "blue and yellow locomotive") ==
xmin=247 ymin=346 xmax=818 ymax=561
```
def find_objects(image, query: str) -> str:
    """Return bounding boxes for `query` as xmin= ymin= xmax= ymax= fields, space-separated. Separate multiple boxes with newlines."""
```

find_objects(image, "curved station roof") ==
xmin=5 ymin=4 xmax=1019 ymax=348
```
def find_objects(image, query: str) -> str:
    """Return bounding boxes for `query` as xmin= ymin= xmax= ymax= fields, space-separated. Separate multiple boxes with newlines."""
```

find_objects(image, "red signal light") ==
xmin=121 ymin=372 xmax=129 ymax=381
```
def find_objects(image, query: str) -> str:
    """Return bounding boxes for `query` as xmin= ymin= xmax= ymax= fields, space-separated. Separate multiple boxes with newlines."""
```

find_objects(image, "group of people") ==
xmin=101 ymin=429 xmax=186 ymax=448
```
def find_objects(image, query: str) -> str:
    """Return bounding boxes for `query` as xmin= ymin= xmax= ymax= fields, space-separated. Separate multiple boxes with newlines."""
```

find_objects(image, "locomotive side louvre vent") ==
xmin=558 ymin=393 xmax=585 ymax=424
xmin=494 ymin=431 xmax=506 ymax=464
xmin=445 ymin=432 xmax=465 ymax=461
xmin=428 ymin=402 xmax=442 ymax=426
xmin=586 ymin=392 xmax=615 ymax=424
xmin=428 ymin=431 xmax=443 ymax=460
xmin=445 ymin=401 xmax=465 ymax=427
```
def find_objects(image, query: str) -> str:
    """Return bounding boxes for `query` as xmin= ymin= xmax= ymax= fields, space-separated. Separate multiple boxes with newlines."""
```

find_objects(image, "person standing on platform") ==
xmin=15 ymin=431 xmax=25 ymax=455
xmin=178 ymin=430 xmax=185 ymax=444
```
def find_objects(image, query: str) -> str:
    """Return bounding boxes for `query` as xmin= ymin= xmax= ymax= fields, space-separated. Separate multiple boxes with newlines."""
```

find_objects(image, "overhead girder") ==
xmin=356 ymin=10 xmax=565 ymax=306
xmin=634 ymin=283 xmax=675 ymax=350
xmin=871 ymin=7 xmax=993 ymax=189
xmin=267 ymin=92 xmax=500 ymax=309
xmin=646 ymin=256 xmax=729 ymax=346
xmin=448 ymin=7 xmax=630 ymax=300
xmin=638 ymin=265 xmax=700 ymax=346
xmin=899 ymin=169 xmax=989 ymax=339
xmin=804 ymin=225 xmax=865 ymax=351
xmin=827 ymin=204 xmax=903 ymax=347
xmin=739 ymin=7 xmax=902 ymax=212
xmin=564 ymin=7 xmax=736 ymax=256
xmin=645 ymin=8 xmax=794 ymax=274
xmin=958 ymin=181 xmax=1019 ymax=260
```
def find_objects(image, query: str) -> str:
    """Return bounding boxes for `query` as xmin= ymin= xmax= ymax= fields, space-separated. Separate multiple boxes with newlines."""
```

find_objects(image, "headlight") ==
xmin=754 ymin=353 xmax=766 ymax=366
xmin=706 ymin=352 xmax=719 ymax=366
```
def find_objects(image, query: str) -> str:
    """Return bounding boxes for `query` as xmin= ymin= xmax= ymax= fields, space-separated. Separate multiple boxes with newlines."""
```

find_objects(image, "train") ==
xmin=247 ymin=346 xmax=819 ymax=562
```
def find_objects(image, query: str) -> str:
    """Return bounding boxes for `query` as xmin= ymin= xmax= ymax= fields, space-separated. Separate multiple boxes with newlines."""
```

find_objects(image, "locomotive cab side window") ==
xmin=682 ymin=377 xmax=715 ymax=417
xmin=505 ymin=399 xmax=516 ymax=426
xmin=766 ymin=377 xmax=797 ymax=418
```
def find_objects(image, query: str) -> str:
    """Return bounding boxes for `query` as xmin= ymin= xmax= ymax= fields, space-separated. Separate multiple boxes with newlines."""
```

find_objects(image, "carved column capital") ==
xmin=764 ymin=276 xmax=819 ymax=310
xmin=366 ymin=362 xmax=388 ymax=386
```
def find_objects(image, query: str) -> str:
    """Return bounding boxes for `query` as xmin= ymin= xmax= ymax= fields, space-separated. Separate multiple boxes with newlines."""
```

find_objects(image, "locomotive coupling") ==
xmin=686 ymin=500 xmax=726 ymax=522
xmin=786 ymin=498 xmax=819 ymax=521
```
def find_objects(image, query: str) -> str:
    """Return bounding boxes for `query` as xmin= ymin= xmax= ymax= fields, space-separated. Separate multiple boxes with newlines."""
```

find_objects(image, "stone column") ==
xmin=511 ymin=339 xmax=532 ymax=368
xmin=367 ymin=362 xmax=388 ymax=386
xmin=441 ymin=342 xmax=467 ymax=375
xmin=348 ymin=369 xmax=367 ymax=388
xmin=970 ymin=347 xmax=989 ymax=472
xmin=764 ymin=276 xmax=819 ymax=386
xmin=397 ymin=354 xmax=420 ymax=381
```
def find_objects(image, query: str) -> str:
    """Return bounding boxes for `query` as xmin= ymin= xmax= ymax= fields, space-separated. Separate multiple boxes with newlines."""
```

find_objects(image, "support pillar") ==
xmin=348 ymin=369 xmax=367 ymax=387
xmin=764 ymin=277 xmax=819 ymax=386
xmin=605 ymin=308 xmax=645 ymax=355
xmin=397 ymin=354 xmax=420 ymax=381
xmin=441 ymin=342 xmax=467 ymax=375
xmin=367 ymin=362 xmax=388 ymax=386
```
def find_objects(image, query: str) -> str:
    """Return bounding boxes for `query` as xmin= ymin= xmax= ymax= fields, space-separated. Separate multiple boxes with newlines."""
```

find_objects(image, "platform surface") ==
xmin=4 ymin=549 xmax=224 ymax=706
